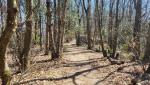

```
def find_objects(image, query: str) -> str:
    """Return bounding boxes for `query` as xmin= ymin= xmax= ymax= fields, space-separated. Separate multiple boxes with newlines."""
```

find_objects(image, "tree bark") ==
xmin=75 ymin=0 xmax=82 ymax=46
xmin=46 ymin=0 xmax=52 ymax=51
xmin=51 ymin=0 xmax=68 ymax=60
xmin=83 ymin=0 xmax=92 ymax=49
xmin=45 ymin=19 xmax=49 ymax=55
xmin=45 ymin=0 xmax=51 ymax=55
xmin=95 ymin=0 xmax=107 ymax=57
xmin=39 ymin=13 xmax=42 ymax=50
xmin=108 ymin=0 xmax=114 ymax=49
xmin=111 ymin=0 xmax=119 ymax=58
xmin=143 ymin=23 xmax=150 ymax=63
xmin=0 ymin=0 xmax=18 ymax=84
xmin=53 ymin=0 xmax=57 ymax=44
xmin=0 ymin=0 xmax=4 ymax=34
xmin=133 ymin=0 xmax=142 ymax=60
xmin=34 ymin=21 xmax=38 ymax=44
xmin=19 ymin=0 xmax=32 ymax=72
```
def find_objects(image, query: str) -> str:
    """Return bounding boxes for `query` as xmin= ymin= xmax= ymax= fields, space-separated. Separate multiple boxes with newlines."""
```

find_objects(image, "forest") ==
xmin=0 ymin=0 xmax=150 ymax=85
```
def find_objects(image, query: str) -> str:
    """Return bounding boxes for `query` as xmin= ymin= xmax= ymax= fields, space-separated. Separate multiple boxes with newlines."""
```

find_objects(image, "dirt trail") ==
xmin=11 ymin=42 xmax=141 ymax=85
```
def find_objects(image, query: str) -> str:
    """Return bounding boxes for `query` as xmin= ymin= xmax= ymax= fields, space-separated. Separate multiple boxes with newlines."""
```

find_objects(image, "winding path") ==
xmin=12 ymin=42 xmax=138 ymax=85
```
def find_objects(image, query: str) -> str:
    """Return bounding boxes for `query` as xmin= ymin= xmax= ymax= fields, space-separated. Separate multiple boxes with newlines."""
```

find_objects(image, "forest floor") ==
xmin=8 ymin=41 xmax=149 ymax=85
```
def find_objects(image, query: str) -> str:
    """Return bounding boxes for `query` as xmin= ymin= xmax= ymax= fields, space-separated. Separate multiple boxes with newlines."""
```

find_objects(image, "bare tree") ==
xmin=95 ymin=0 xmax=107 ymax=57
xmin=45 ymin=0 xmax=50 ymax=55
xmin=145 ymin=23 xmax=150 ymax=73
xmin=111 ymin=0 xmax=120 ymax=58
xmin=75 ymin=0 xmax=82 ymax=46
xmin=19 ymin=0 xmax=32 ymax=71
xmin=0 ymin=0 xmax=4 ymax=34
xmin=108 ymin=0 xmax=115 ymax=49
xmin=132 ymin=0 xmax=142 ymax=60
xmin=50 ymin=0 xmax=68 ymax=60
xmin=83 ymin=0 xmax=92 ymax=49
xmin=143 ymin=23 xmax=150 ymax=62
xmin=33 ymin=0 xmax=41 ymax=45
xmin=39 ymin=13 xmax=42 ymax=50
xmin=0 ymin=0 xmax=18 ymax=84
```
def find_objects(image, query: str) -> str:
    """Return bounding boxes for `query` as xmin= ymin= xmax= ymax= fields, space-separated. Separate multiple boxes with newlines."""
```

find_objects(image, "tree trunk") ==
xmin=83 ymin=0 xmax=92 ymax=49
xmin=39 ymin=14 xmax=42 ymax=50
xmin=108 ymin=0 xmax=114 ymax=49
xmin=95 ymin=0 xmax=107 ymax=57
xmin=143 ymin=23 xmax=150 ymax=63
xmin=45 ymin=0 xmax=51 ymax=55
xmin=0 ymin=0 xmax=18 ymax=84
xmin=45 ymin=21 xmax=49 ymax=55
xmin=53 ymin=0 xmax=57 ymax=45
xmin=133 ymin=0 xmax=142 ymax=60
xmin=82 ymin=1 xmax=86 ymax=35
xmin=19 ymin=0 xmax=32 ymax=72
xmin=50 ymin=0 xmax=57 ymax=60
xmin=111 ymin=0 xmax=119 ymax=58
xmin=76 ymin=31 xmax=81 ymax=46
xmin=0 ymin=0 xmax=4 ymax=34
xmin=46 ymin=0 xmax=52 ymax=51
xmin=34 ymin=21 xmax=38 ymax=44
xmin=87 ymin=0 xmax=92 ymax=49
xmin=51 ymin=0 xmax=68 ymax=60
xmin=75 ymin=3 xmax=81 ymax=46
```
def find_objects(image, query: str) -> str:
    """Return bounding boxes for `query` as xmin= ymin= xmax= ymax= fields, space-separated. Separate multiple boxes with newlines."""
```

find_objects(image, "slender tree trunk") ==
xmin=20 ymin=0 xmax=32 ymax=72
xmin=39 ymin=14 xmax=42 ymax=50
xmin=128 ymin=0 xmax=133 ymax=22
xmin=34 ymin=21 xmax=38 ymax=44
xmin=143 ymin=23 xmax=150 ymax=63
xmin=111 ymin=0 xmax=119 ymax=58
xmin=0 ymin=0 xmax=4 ymax=34
xmin=83 ymin=0 xmax=92 ymax=49
xmin=82 ymin=2 xmax=86 ymax=35
xmin=75 ymin=3 xmax=81 ymax=46
xmin=87 ymin=0 xmax=92 ymax=49
xmin=0 ymin=0 xmax=18 ymax=84
xmin=45 ymin=0 xmax=51 ymax=55
xmin=56 ymin=0 xmax=61 ymax=59
xmin=51 ymin=0 xmax=68 ymax=60
xmin=95 ymin=0 xmax=107 ymax=57
xmin=53 ymin=0 xmax=57 ymax=44
xmin=50 ymin=0 xmax=57 ymax=60
xmin=145 ymin=23 xmax=150 ymax=73
xmin=133 ymin=0 xmax=142 ymax=60
xmin=45 ymin=20 xmax=49 ymax=55
xmin=46 ymin=0 xmax=52 ymax=51
xmin=59 ymin=0 xmax=67 ymax=56
xmin=108 ymin=0 xmax=114 ymax=49
xmin=16 ymin=0 xmax=23 ymax=68
xmin=76 ymin=31 xmax=81 ymax=46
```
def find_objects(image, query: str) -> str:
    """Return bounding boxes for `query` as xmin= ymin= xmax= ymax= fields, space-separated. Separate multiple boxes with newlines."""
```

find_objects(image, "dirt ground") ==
xmin=6 ymin=41 xmax=149 ymax=85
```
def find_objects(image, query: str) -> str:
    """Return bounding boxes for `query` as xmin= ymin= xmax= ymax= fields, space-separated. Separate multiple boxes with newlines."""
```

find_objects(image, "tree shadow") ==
xmin=65 ymin=57 xmax=106 ymax=63
xmin=64 ymin=50 xmax=96 ymax=55
xmin=72 ymin=77 xmax=78 ymax=85
xmin=62 ymin=61 xmax=97 ymax=67
xmin=33 ymin=59 xmax=53 ymax=63
xmin=32 ymin=57 xmax=106 ymax=68
xmin=62 ymin=58 xmax=106 ymax=67
xmin=94 ymin=63 xmax=139 ymax=85
xmin=94 ymin=70 xmax=117 ymax=85
xmin=16 ymin=64 xmax=111 ymax=85
xmin=119 ymin=71 xmax=139 ymax=77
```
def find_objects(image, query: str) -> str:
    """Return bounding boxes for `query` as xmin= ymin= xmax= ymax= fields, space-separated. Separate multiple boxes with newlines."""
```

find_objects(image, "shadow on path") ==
xmin=17 ymin=64 xmax=111 ymax=85
xmin=94 ymin=63 xmax=139 ymax=85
